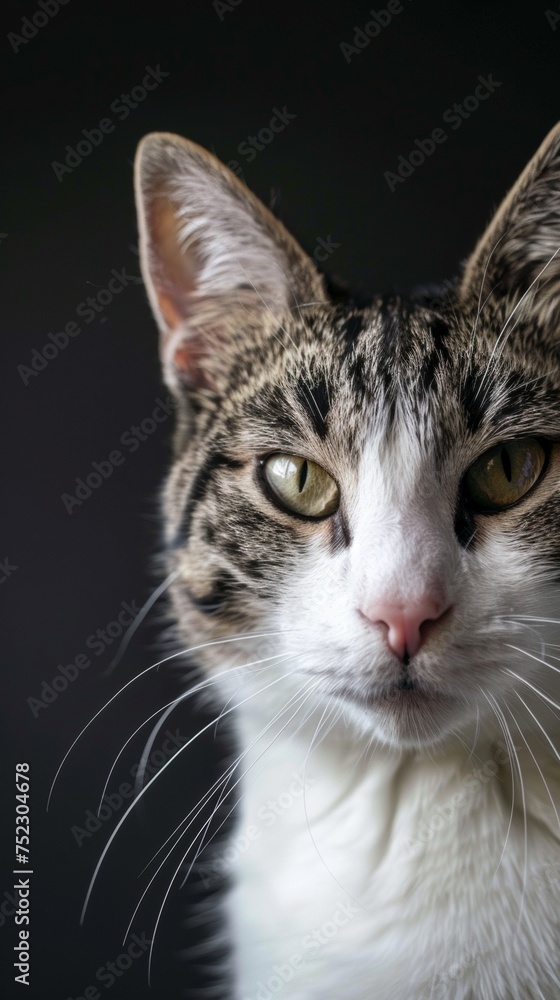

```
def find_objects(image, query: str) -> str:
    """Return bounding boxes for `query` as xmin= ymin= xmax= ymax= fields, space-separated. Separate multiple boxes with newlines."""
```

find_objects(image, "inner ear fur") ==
xmin=134 ymin=132 xmax=327 ymax=393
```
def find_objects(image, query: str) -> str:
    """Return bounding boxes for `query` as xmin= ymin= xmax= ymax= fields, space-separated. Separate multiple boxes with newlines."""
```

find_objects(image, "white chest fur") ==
xmin=225 ymin=710 xmax=560 ymax=1000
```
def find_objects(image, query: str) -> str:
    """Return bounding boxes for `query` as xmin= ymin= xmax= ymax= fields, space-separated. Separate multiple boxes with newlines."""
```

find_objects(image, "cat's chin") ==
xmin=333 ymin=682 xmax=461 ymax=749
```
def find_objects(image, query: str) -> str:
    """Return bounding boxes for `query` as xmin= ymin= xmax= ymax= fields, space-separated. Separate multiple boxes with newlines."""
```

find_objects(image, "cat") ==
xmin=133 ymin=123 xmax=560 ymax=1000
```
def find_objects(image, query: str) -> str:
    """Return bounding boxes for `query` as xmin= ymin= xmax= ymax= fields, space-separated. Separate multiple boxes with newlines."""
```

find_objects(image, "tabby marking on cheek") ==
xmin=184 ymin=569 xmax=239 ymax=616
xmin=172 ymin=451 xmax=244 ymax=547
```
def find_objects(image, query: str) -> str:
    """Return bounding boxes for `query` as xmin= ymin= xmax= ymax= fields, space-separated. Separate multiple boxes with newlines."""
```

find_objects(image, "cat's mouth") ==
xmin=333 ymin=678 xmax=455 ymax=720
xmin=362 ymin=682 xmax=449 ymax=707
xmin=333 ymin=680 xmax=459 ymax=746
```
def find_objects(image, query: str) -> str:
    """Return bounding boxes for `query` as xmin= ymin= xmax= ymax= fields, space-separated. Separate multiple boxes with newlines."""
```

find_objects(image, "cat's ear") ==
xmin=459 ymin=122 xmax=560 ymax=323
xmin=134 ymin=132 xmax=326 ymax=395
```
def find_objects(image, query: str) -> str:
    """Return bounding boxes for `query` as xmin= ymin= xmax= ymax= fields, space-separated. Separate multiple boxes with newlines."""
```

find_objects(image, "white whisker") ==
xmin=125 ymin=676 xmax=318 ymax=944
xmin=301 ymin=699 xmax=373 ymax=918
xmin=505 ymin=702 xmax=560 ymax=834
xmin=512 ymin=690 xmax=560 ymax=764
xmin=47 ymin=629 xmax=295 ymax=809
xmin=134 ymin=699 xmax=185 ymax=798
xmin=144 ymin=678 xmax=322 ymax=984
xmin=98 ymin=698 xmax=181 ymax=816
xmin=469 ymin=233 xmax=506 ymax=351
xmin=478 ymin=242 xmax=560 ymax=394
xmin=505 ymin=644 xmax=560 ymax=677
xmin=478 ymin=689 xmax=516 ymax=882
xmin=505 ymin=669 xmax=560 ymax=715
xmin=104 ymin=568 xmax=181 ymax=676
xmin=178 ymin=676 xmax=323 ymax=889
xmin=505 ymin=617 xmax=560 ymax=625
xmin=79 ymin=661 xmax=308 ymax=925
xmin=485 ymin=690 xmax=527 ymax=930
xmin=135 ymin=649 xmax=292 ymax=795
xmin=137 ymin=656 xmax=311 ymax=877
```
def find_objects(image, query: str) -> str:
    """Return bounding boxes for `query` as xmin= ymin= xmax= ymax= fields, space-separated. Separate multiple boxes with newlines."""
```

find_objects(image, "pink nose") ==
xmin=360 ymin=598 xmax=450 ymax=660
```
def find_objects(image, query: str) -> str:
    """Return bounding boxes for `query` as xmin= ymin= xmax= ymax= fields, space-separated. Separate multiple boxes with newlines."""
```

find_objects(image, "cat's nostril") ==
xmin=359 ymin=599 xmax=451 ymax=660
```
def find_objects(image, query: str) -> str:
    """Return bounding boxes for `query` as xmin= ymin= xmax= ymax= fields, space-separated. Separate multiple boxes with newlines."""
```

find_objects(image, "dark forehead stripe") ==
xmin=376 ymin=295 xmax=413 ymax=360
xmin=461 ymin=369 xmax=498 ymax=433
xmin=371 ymin=297 xmax=410 ymax=402
xmin=339 ymin=312 xmax=365 ymax=358
xmin=293 ymin=375 xmax=331 ymax=439
xmin=417 ymin=324 xmax=451 ymax=392
xmin=428 ymin=317 xmax=450 ymax=346
xmin=364 ymin=297 xmax=454 ymax=400
xmin=418 ymin=348 xmax=440 ymax=392
xmin=460 ymin=367 xmax=557 ymax=435
xmin=172 ymin=451 xmax=243 ymax=548
xmin=244 ymin=382 xmax=316 ymax=440
xmin=339 ymin=311 xmax=369 ymax=396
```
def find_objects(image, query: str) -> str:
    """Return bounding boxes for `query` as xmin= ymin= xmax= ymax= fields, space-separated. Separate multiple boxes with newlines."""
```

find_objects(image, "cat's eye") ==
xmin=262 ymin=454 xmax=339 ymax=518
xmin=464 ymin=438 xmax=547 ymax=512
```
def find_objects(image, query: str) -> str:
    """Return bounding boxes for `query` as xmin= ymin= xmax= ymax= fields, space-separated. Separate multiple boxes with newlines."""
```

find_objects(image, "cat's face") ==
xmin=134 ymin=126 xmax=560 ymax=752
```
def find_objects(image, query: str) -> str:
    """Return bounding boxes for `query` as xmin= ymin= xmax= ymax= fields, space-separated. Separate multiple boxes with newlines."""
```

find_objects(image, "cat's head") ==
xmin=134 ymin=126 xmax=560 ymax=753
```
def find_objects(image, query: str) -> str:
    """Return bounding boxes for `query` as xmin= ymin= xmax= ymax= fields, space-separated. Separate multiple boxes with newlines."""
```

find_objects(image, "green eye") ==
xmin=263 ymin=454 xmax=339 ymax=518
xmin=464 ymin=438 xmax=547 ymax=512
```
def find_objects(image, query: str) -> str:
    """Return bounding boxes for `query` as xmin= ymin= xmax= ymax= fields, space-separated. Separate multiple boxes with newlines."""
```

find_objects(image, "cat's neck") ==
xmin=226 ymin=700 xmax=560 ymax=1000
xmin=233 ymin=700 xmax=560 ymax=849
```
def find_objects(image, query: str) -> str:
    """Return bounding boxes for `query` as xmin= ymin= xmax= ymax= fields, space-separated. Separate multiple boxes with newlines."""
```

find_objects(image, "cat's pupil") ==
xmin=298 ymin=460 xmax=308 ymax=493
xmin=501 ymin=446 xmax=512 ymax=482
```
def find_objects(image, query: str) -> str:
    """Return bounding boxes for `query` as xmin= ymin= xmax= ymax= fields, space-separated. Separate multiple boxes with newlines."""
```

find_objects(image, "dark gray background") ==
xmin=2 ymin=0 xmax=559 ymax=997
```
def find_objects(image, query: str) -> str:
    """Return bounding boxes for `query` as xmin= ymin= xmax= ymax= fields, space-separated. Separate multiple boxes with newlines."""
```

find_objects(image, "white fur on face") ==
xmin=254 ymin=412 xmax=560 ymax=754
